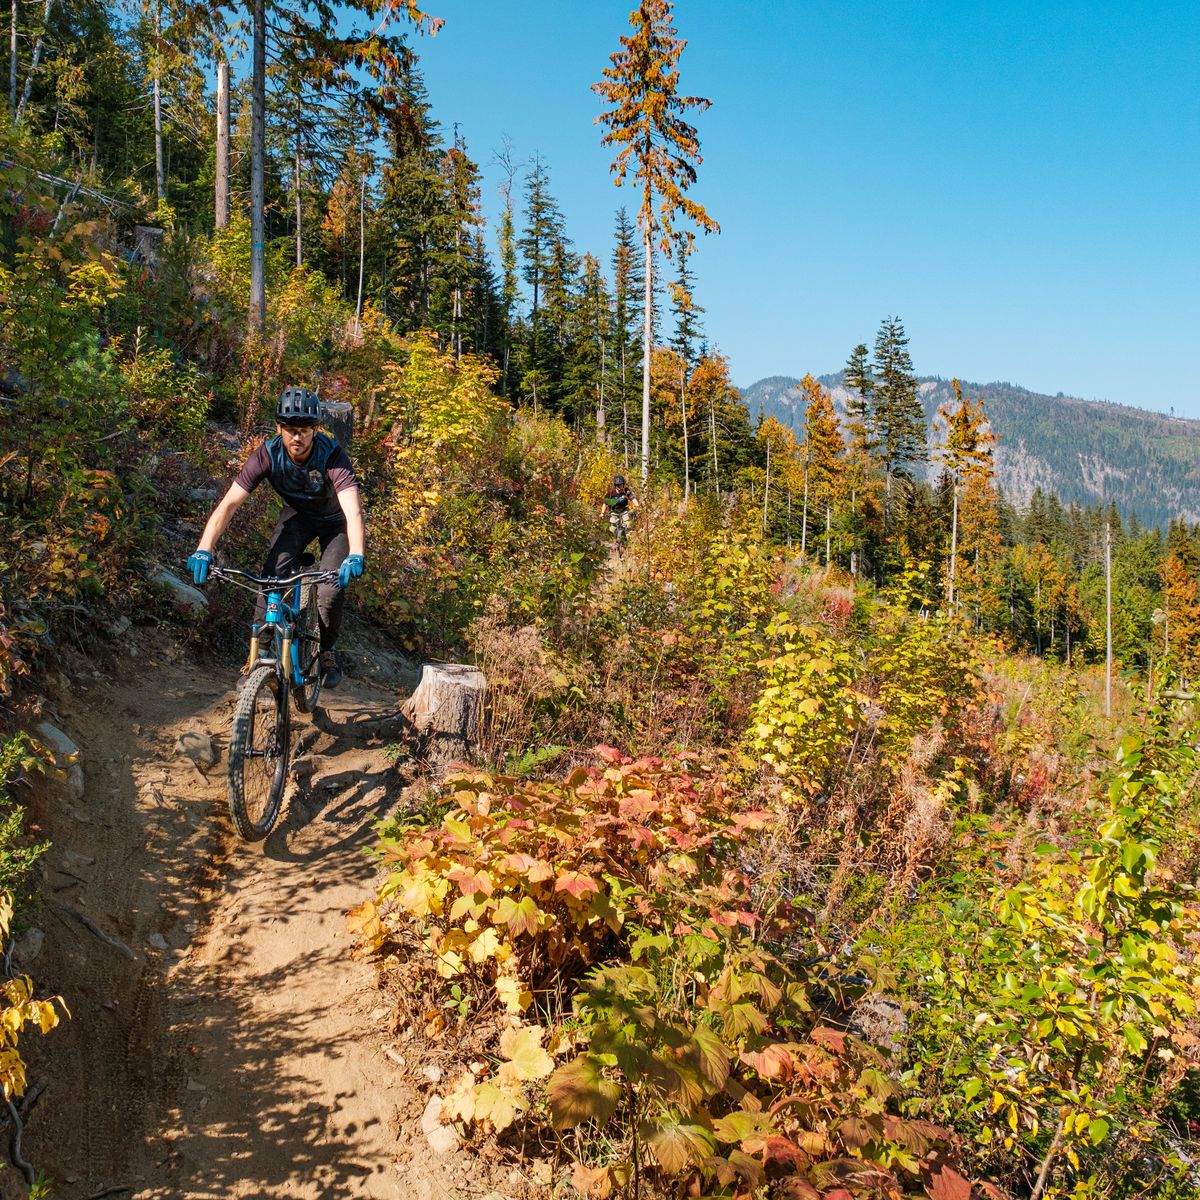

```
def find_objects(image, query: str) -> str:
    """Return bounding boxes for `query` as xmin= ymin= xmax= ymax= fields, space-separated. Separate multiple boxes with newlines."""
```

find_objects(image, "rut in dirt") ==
xmin=6 ymin=630 xmax=488 ymax=1200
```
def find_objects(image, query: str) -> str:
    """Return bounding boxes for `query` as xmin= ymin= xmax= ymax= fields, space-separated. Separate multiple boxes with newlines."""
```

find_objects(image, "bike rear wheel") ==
xmin=292 ymin=579 xmax=322 ymax=715
xmin=228 ymin=664 xmax=290 ymax=840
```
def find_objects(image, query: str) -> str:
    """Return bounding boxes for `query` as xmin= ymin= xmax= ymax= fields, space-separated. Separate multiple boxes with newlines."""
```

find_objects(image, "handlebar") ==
xmin=211 ymin=565 xmax=339 ymax=589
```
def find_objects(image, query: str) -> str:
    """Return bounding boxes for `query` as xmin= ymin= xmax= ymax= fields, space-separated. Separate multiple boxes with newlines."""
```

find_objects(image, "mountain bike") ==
xmin=608 ymin=509 xmax=632 ymax=558
xmin=211 ymin=558 xmax=338 ymax=840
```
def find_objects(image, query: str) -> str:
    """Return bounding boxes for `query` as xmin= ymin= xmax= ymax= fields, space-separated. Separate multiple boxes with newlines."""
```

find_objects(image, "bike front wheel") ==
xmin=228 ymin=664 xmax=290 ymax=840
xmin=292 ymin=579 xmax=322 ymax=715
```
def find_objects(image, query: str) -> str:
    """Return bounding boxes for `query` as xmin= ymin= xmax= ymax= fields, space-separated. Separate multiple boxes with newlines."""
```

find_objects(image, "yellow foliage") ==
xmin=0 ymin=893 xmax=64 ymax=1101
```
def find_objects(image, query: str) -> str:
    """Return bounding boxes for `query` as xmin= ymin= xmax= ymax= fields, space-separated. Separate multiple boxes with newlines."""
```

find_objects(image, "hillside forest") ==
xmin=1 ymin=2 xmax=1199 ymax=1199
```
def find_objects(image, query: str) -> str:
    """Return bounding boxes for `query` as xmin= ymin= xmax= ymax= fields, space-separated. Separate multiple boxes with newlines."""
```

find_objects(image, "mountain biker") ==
xmin=601 ymin=474 xmax=637 ymax=545
xmin=185 ymin=387 xmax=365 ymax=689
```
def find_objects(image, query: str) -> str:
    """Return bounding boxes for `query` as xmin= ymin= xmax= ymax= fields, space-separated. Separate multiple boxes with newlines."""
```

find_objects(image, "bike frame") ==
xmin=211 ymin=564 xmax=335 ymax=691
xmin=249 ymin=580 xmax=308 ymax=689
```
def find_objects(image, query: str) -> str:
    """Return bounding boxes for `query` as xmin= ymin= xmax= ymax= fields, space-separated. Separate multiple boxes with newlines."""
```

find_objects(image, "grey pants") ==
xmin=253 ymin=510 xmax=348 ymax=651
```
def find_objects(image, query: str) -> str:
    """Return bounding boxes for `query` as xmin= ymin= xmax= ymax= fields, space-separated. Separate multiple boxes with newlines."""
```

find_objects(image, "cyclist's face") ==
xmin=278 ymin=422 xmax=316 ymax=462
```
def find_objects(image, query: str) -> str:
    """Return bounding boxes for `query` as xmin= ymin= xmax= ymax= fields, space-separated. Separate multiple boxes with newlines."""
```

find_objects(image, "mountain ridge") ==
xmin=738 ymin=374 xmax=1200 ymax=528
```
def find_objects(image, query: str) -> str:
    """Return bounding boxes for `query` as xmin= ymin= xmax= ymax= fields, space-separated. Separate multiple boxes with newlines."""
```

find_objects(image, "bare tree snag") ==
xmin=215 ymin=58 xmax=230 ymax=229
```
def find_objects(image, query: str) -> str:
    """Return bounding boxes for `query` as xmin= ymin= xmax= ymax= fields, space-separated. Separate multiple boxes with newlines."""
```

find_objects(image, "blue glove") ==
xmin=187 ymin=549 xmax=212 ymax=586
xmin=338 ymin=554 xmax=364 ymax=589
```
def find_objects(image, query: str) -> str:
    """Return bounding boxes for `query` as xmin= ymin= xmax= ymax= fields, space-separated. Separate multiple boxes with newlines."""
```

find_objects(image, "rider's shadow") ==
xmin=262 ymin=771 xmax=393 ymax=864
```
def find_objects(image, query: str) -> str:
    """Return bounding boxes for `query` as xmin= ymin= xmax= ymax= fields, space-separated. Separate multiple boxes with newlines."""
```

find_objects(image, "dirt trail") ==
xmin=8 ymin=630 xmax=494 ymax=1200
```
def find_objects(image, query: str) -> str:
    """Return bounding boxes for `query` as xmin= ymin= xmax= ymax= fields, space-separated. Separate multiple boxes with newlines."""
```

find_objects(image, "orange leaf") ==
xmin=741 ymin=1043 xmax=795 ymax=1080
xmin=571 ymin=1163 xmax=613 ymax=1198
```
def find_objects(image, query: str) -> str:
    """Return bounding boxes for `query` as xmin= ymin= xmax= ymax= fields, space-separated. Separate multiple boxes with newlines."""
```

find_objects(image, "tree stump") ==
xmin=323 ymin=400 xmax=354 ymax=449
xmin=402 ymin=663 xmax=486 ymax=767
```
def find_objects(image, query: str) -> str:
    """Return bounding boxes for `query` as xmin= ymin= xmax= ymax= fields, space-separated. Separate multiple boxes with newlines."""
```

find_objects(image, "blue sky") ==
xmin=404 ymin=1 xmax=1198 ymax=414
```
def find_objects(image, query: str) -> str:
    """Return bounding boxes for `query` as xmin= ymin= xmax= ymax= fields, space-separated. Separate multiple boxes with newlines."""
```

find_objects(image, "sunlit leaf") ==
xmin=499 ymin=1024 xmax=555 ymax=1081
xmin=547 ymin=1055 xmax=621 ymax=1130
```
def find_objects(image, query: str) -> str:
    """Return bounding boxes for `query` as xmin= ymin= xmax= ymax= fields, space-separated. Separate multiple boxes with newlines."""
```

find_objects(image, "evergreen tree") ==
xmin=668 ymin=250 xmax=703 ymax=499
xmin=610 ymin=206 xmax=642 ymax=465
xmin=843 ymin=341 xmax=874 ymax=456
xmin=440 ymin=130 xmax=484 ymax=358
xmin=378 ymin=56 xmax=445 ymax=331
xmin=517 ymin=156 xmax=570 ymax=409
xmin=871 ymin=315 xmax=925 ymax=510
xmin=566 ymin=253 xmax=613 ymax=438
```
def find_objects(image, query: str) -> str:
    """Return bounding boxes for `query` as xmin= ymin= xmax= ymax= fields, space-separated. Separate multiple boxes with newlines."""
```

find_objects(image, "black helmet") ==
xmin=614 ymin=474 xmax=626 ymax=487
xmin=276 ymin=386 xmax=322 ymax=426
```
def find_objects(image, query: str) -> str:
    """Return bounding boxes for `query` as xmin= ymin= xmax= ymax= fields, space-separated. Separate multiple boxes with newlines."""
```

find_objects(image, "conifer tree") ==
xmin=843 ymin=341 xmax=874 ymax=456
xmin=669 ymin=250 xmax=703 ymax=500
xmin=1160 ymin=521 xmax=1200 ymax=679
xmin=441 ymin=130 xmax=484 ymax=358
xmin=569 ymin=254 xmax=613 ymax=437
xmin=244 ymin=0 xmax=440 ymax=332
xmin=517 ymin=157 xmax=570 ymax=409
xmin=378 ymin=57 xmax=445 ymax=330
xmin=958 ymin=469 xmax=1005 ymax=630
xmin=594 ymin=0 xmax=718 ymax=483
xmin=610 ymin=206 xmax=642 ymax=464
xmin=871 ymin=315 xmax=925 ymax=514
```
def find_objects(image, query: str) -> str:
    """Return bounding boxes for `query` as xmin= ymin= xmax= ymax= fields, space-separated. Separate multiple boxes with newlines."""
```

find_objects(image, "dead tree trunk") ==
xmin=215 ymin=57 xmax=230 ymax=229
xmin=14 ymin=0 xmax=52 ymax=127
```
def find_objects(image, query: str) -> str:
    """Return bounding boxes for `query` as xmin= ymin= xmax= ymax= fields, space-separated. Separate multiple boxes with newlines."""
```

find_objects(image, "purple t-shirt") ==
xmin=236 ymin=433 xmax=358 ymax=524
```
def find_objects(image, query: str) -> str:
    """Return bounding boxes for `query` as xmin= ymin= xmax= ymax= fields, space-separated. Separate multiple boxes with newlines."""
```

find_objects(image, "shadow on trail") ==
xmin=137 ymin=673 xmax=413 ymax=1198
xmin=154 ymin=902 xmax=394 ymax=1198
xmin=263 ymin=684 xmax=408 ymax=865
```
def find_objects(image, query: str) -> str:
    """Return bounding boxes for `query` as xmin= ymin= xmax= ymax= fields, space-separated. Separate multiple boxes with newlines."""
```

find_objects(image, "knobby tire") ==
xmin=228 ymin=664 xmax=290 ymax=840
xmin=292 ymin=580 xmax=322 ymax=715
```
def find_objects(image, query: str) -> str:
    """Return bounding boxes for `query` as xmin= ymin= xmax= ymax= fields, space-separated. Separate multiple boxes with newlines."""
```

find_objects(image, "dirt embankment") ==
xmin=6 ymin=624 xmax=521 ymax=1200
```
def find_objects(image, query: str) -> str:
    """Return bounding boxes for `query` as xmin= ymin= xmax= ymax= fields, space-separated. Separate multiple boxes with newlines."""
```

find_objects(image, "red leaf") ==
xmin=554 ymin=870 xmax=600 ymax=900
xmin=622 ymin=824 xmax=657 ymax=849
xmin=499 ymin=852 xmax=539 ymax=873
xmin=446 ymin=867 xmax=493 ymax=897
xmin=731 ymin=809 xmax=774 ymax=832
xmin=809 ymin=1027 xmax=847 ymax=1053
xmin=762 ymin=1135 xmax=808 ymax=1171
xmin=924 ymin=1165 xmax=973 ymax=1200
xmin=593 ymin=744 xmax=626 ymax=763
